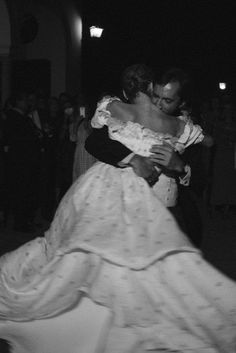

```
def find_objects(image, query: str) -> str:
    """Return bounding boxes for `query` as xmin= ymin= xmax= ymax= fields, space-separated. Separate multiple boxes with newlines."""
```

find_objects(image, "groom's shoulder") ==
xmin=86 ymin=125 xmax=109 ymax=143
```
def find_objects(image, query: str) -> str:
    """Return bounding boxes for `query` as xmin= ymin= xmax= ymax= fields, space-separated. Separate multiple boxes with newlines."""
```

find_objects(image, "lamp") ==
xmin=89 ymin=26 xmax=104 ymax=38
xmin=219 ymin=82 xmax=226 ymax=90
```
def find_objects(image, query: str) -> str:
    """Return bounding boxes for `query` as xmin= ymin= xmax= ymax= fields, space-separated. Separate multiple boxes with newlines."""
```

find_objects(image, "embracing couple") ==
xmin=86 ymin=65 xmax=210 ymax=247
xmin=0 ymin=64 xmax=235 ymax=353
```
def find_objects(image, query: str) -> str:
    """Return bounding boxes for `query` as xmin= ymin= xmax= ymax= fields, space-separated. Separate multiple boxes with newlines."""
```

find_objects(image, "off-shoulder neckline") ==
xmin=98 ymin=96 xmax=189 ymax=141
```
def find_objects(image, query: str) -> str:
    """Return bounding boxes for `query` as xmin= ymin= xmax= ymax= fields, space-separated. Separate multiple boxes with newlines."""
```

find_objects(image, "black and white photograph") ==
xmin=0 ymin=0 xmax=236 ymax=352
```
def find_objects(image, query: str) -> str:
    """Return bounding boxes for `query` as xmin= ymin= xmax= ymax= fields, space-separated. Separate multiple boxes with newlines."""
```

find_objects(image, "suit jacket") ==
xmin=85 ymin=126 xmax=132 ymax=166
xmin=4 ymin=108 xmax=42 ymax=166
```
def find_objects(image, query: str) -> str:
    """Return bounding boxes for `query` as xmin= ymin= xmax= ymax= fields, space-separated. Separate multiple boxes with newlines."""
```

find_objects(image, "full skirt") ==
xmin=0 ymin=162 xmax=236 ymax=352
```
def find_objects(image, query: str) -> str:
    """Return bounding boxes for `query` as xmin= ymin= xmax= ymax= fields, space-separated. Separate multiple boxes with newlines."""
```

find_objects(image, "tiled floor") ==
xmin=0 ymin=210 xmax=236 ymax=352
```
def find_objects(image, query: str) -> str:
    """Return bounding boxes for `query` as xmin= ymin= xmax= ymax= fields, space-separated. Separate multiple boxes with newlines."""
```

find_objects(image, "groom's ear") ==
xmin=122 ymin=90 xmax=128 ymax=101
xmin=147 ymin=82 xmax=153 ymax=98
xmin=179 ymin=100 xmax=186 ymax=110
xmin=148 ymin=82 xmax=153 ymax=94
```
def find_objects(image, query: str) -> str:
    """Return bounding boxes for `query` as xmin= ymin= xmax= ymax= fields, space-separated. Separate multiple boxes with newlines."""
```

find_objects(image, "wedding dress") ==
xmin=0 ymin=97 xmax=235 ymax=353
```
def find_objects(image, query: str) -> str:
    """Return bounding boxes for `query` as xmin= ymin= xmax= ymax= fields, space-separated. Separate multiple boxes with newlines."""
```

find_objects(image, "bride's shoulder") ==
xmin=91 ymin=95 xmax=124 ymax=128
xmin=107 ymin=100 xmax=133 ymax=121
xmin=97 ymin=95 xmax=121 ymax=111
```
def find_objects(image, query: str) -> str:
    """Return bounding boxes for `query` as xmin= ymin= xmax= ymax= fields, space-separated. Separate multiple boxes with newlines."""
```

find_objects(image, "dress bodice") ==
xmin=91 ymin=96 xmax=204 ymax=156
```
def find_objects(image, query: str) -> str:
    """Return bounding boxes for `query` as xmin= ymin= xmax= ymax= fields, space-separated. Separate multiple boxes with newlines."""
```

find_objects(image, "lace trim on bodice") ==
xmin=91 ymin=96 xmax=204 ymax=156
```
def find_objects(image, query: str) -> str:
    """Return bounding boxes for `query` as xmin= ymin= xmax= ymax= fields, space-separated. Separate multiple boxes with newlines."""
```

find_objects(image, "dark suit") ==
xmin=178 ymin=143 xmax=207 ymax=247
xmin=85 ymin=126 xmax=131 ymax=166
xmin=4 ymin=108 xmax=42 ymax=230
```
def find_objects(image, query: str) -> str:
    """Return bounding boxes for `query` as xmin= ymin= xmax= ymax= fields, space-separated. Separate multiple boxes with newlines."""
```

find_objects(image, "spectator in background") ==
xmin=0 ymin=105 xmax=5 ymax=225
xmin=47 ymin=96 xmax=62 ymax=138
xmin=208 ymin=97 xmax=221 ymax=133
xmin=210 ymin=94 xmax=236 ymax=217
xmin=27 ymin=91 xmax=49 ymax=225
xmin=37 ymin=96 xmax=58 ymax=222
xmin=27 ymin=91 xmax=48 ymax=136
xmin=72 ymin=100 xmax=96 ymax=181
xmin=3 ymin=91 xmax=42 ymax=233
xmin=56 ymin=95 xmax=76 ymax=202
xmin=58 ymin=92 xmax=73 ymax=115
xmin=0 ymin=96 xmax=14 ymax=226
xmin=40 ymin=96 xmax=62 ymax=220
xmin=1 ymin=96 xmax=14 ymax=121
xmin=202 ymin=97 xmax=220 ymax=136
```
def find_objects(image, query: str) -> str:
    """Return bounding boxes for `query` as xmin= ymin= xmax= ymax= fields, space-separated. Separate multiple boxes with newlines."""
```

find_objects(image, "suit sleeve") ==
xmin=85 ymin=126 xmax=132 ymax=167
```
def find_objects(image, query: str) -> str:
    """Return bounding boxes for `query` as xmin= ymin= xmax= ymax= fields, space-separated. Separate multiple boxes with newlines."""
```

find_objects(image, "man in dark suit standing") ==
xmin=4 ymin=92 xmax=42 ymax=233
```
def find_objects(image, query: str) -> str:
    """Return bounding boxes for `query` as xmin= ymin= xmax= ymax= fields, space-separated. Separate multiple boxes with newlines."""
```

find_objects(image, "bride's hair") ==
xmin=121 ymin=64 xmax=154 ymax=102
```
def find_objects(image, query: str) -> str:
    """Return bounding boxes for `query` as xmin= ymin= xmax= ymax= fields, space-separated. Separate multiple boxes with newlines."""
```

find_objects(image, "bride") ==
xmin=0 ymin=64 xmax=235 ymax=353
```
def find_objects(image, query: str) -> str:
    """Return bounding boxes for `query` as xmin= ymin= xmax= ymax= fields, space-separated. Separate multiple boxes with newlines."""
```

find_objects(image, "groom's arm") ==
xmin=85 ymin=126 xmax=133 ymax=166
xmin=85 ymin=127 xmax=190 ymax=186
xmin=85 ymin=126 xmax=159 ymax=185
xmin=150 ymin=143 xmax=191 ymax=185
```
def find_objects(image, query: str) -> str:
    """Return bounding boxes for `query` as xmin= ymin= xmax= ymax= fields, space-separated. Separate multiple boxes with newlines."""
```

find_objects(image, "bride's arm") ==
xmin=91 ymin=96 xmax=133 ymax=129
xmin=85 ymin=126 xmax=133 ymax=166
xmin=177 ymin=114 xmax=214 ymax=148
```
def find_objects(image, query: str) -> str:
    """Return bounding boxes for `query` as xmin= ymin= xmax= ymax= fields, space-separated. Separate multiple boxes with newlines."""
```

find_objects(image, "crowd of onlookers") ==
xmin=198 ymin=94 xmax=236 ymax=217
xmin=0 ymin=90 xmax=92 ymax=234
xmin=0 ymin=89 xmax=235 ymax=236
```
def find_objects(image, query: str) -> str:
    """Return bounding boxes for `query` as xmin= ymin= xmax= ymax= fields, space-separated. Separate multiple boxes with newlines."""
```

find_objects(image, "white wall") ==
xmin=1 ymin=0 xmax=82 ymax=99
xmin=25 ymin=3 xmax=66 ymax=96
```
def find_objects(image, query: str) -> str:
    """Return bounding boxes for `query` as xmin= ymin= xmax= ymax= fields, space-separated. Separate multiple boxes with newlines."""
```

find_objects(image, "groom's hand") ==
xmin=129 ymin=155 xmax=160 ymax=186
xmin=149 ymin=142 xmax=185 ymax=176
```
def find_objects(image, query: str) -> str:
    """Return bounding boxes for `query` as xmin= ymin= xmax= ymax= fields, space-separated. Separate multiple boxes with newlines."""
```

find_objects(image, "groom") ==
xmin=152 ymin=67 xmax=208 ymax=248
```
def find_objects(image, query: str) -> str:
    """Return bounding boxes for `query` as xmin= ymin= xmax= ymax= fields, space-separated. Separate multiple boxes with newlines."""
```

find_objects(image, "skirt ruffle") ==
xmin=0 ymin=162 xmax=236 ymax=351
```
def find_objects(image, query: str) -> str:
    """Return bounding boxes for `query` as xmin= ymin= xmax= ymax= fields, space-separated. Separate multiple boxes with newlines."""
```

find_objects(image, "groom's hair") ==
xmin=160 ymin=67 xmax=193 ymax=107
xmin=121 ymin=64 xmax=154 ymax=102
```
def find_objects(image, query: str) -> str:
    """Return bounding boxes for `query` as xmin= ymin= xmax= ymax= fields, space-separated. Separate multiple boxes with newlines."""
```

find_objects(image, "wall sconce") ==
xmin=219 ymin=82 xmax=226 ymax=90
xmin=90 ymin=26 xmax=104 ymax=38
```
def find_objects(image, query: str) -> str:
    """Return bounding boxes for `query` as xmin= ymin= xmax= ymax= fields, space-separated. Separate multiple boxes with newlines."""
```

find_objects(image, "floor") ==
xmin=0 ymin=209 xmax=236 ymax=352
xmin=0 ymin=215 xmax=50 ymax=353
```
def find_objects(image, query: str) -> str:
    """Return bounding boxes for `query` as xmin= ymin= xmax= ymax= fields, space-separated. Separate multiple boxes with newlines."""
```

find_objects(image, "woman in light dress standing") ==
xmin=72 ymin=104 xmax=96 ymax=182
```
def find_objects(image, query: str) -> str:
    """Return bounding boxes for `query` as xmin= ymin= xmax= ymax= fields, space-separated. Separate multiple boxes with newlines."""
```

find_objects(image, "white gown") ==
xmin=0 ymin=97 xmax=236 ymax=353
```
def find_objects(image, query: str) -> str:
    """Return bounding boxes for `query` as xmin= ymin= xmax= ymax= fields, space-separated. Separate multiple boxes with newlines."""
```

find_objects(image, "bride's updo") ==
xmin=121 ymin=64 xmax=154 ymax=102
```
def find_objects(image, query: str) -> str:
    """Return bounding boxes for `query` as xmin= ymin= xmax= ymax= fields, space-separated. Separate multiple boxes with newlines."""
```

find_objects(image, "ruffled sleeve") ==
xmin=177 ymin=120 xmax=204 ymax=151
xmin=91 ymin=96 xmax=121 ymax=129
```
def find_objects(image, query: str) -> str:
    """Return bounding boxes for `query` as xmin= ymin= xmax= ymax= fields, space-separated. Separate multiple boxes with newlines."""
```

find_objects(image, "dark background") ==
xmin=11 ymin=59 xmax=51 ymax=97
xmin=81 ymin=0 xmax=235 ymax=106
